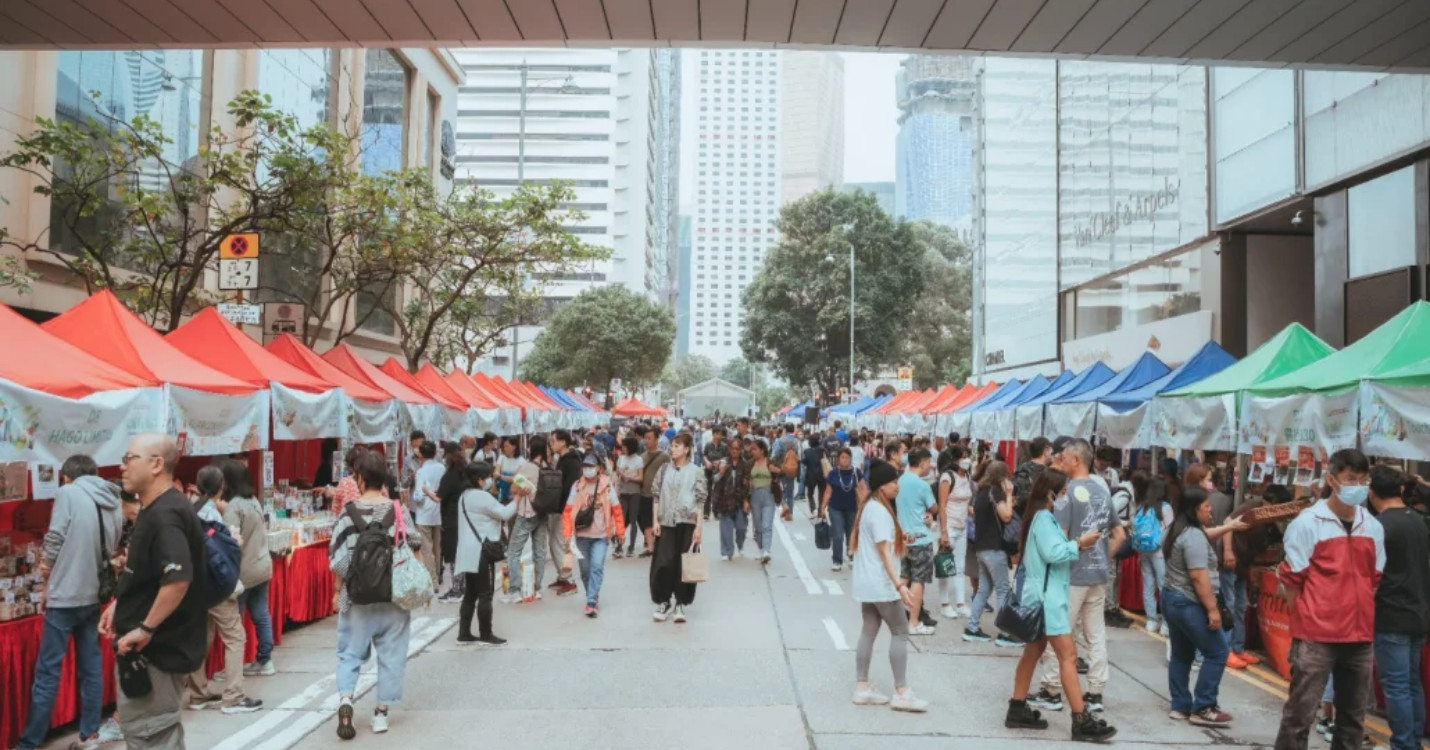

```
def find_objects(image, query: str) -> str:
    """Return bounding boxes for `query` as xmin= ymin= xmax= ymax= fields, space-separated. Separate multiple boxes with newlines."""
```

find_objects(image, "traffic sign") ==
xmin=217 ymin=302 xmax=261 ymax=325
xmin=219 ymin=233 xmax=260 ymax=259
xmin=218 ymin=258 xmax=259 ymax=290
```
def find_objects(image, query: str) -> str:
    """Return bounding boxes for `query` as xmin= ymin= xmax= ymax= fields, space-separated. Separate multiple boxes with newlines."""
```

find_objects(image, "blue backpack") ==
xmin=1131 ymin=503 xmax=1165 ymax=553
xmin=195 ymin=498 xmax=242 ymax=607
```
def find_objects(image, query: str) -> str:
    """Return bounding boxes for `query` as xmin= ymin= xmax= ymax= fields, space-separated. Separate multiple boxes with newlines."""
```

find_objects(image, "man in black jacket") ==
xmin=548 ymin=430 xmax=583 ymax=596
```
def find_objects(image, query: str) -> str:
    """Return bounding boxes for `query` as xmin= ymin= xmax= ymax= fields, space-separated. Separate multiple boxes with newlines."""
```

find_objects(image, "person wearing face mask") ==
xmin=1367 ymin=465 xmax=1430 ymax=750
xmin=1273 ymin=449 xmax=1385 ymax=750
xmin=936 ymin=447 xmax=974 ymax=620
xmin=455 ymin=462 xmax=515 ymax=644
xmin=895 ymin=449 xmax=939 ymax=636
xmin=562 ymin=451 xmax=623 ymax=617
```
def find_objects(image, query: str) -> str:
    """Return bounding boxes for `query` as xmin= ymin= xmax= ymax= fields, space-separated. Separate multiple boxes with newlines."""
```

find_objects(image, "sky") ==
xmin=678 ymin=50 xmax=903 ymax=213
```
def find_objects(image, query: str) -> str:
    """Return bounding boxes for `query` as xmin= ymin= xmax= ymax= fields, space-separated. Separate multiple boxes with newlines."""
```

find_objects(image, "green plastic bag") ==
xmin=933 ymin=549 xmax=957 ymax=579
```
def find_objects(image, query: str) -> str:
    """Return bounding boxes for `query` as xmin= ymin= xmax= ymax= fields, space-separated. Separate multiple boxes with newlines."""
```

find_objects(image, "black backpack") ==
xmin=532 ymin=464 xmax=566 ymax=516
xmin=338 ymin=503 xmax=394 ymax=605
xmin=193 ymin=497 xmax=241 ymax=608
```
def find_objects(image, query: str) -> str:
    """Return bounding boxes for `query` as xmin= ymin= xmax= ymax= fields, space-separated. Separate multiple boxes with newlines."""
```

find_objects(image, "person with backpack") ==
xmin=18 ymin=455 xmax=122 ymax=750
xmin=562 ymin=451 xmax=624 ymax=617
xmin=455 ymin=461 xmax=515 ymax=643
xmin=329 ymin=451 xmax=425 ymax=739
xmin=1130 ymin=474 xmax=1173 ymax=634
xmin=184 ymin=466 xmax=262 ymax=714
xmin=100 ymin=433 xmax=210 ymax=750
xmin=504 ymin=436 xmax=551 ymax=603
xmin=218 ymin=460 xmax=276 ymax=680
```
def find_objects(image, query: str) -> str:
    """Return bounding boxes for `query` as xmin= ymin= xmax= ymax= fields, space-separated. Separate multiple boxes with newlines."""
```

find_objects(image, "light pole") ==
xmin=825 ymin=221 xmax=855 ymax=403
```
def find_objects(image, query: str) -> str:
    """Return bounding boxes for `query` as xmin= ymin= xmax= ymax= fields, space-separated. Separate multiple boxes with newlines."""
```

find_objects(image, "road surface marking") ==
xmin=208 ymin=711 xmax=294 ymax=750
xmin=822 ymin=579 xmax=843 ymax=596
xmin=774 ymin=518 xmax=822 ymax=595
xmin=823 ymin=617 xmax=850 ymax=651
xmin=793 ymin=532 xmax=807 ymax=541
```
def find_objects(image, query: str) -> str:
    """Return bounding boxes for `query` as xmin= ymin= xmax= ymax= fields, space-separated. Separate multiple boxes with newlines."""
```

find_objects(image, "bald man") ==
xmin=100 ymin=433 xmax=211 ymax=748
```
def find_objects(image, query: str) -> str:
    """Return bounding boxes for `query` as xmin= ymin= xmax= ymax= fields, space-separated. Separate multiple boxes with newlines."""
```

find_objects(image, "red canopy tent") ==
xmin=42 ymin=290 xmax=257 ymax=394
xmin=167 ymin=308 xmax=334 ymax=392
xmin=321 ymin=344 xmax=434 ymax=405
xmin=415 ymin=364 xmax=491 ymax=410
xmin=612 ymin=397 xmax=663 ymax=418
xmin=514 ymin=379 xmax=564 ymax=410
xmin=478 ymin=373 xmax=541 ymax=410
xmin=443 ymin=370 xmax=506 ymax=410
xmin=379 ymin=359 xmax=464 ymax=411
xmin=919 ymin=384 xmax=966 ymax=414
xmin=867 ymin=390 xmax=915 ymax=415
xmin=265 ymin=334 xmax=390 ymax=403
xmin=0 ymin=301 xmax=153 ymax=398
xmin=935 ymin=382 xmax=1001 ymax=414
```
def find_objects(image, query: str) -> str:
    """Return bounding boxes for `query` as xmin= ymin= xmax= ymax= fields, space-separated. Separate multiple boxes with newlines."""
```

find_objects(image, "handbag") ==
xmin=389 ymin=501 xmax=434 ymax=611
xmin=995 ymin=562 xmax=1047 ymax=643
xmin=681 ymin=542 xmax=709 ymax=583
xmin=462 ymin=494 xmax=507 ymax=564
xmin=933 ymin=547 xmax=958 ymax=579
xmin=814 ymin=519 xmax=831 ymax=550
xmin=95 ymin=502 xmax=117 ymax=603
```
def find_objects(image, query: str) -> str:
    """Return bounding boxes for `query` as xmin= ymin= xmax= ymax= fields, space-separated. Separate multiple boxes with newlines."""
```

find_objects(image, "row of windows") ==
xmin=458 ymin=132 xmax=610 ymax=142
xmin=532 ymin=271 xmax=607 ymax=282
xmin=462 ymin=64 xmax=611 ymax=72
xmin=460 ymin=86 xmax=610 ymax=95
xmin=456 ymin=155 xmax=611 ymax=165
xmin=458 ymin=109 xmax=610 ymax=118
xmin=459 ymin=178 xmax=609 ymax=187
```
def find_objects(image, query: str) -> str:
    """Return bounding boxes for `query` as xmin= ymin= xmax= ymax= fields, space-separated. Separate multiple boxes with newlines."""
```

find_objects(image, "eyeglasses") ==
xmin=120 ymin=453 xmax=160 ymax=465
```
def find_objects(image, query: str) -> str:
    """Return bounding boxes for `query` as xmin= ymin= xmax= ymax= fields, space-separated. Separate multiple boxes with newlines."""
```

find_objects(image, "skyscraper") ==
xmin=688 ymin=49 xmax=781 ymax=366
xmin=780 ymin=51 xmax=843 ymax=205
xmin=676 ymin=215 xmax=693 ymax=357
xmin=895 ymin=55 xmax=976 ymax=229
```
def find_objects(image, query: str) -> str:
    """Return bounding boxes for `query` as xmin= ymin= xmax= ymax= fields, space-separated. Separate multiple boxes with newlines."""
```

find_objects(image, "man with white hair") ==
xmin=100 ymin=433 xmax=209 ymax=749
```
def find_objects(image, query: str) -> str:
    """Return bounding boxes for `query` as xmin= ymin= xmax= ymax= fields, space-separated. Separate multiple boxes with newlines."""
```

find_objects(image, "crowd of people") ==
xmin=14 ymin=416 xmax=1430 ymax=749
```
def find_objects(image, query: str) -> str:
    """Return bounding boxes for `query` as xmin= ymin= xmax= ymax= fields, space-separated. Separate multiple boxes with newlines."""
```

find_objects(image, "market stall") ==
xmin=945 ymin=380 xmax=1019 ymax=440
xmin=1045 ymin=353 xmax=1168 ymax=443
xmin=1014 ymin=364 xmax=1114 ymax=442
xmin=612 ymin=397 xmax=665 ymax=419
xmin=442 ymin=370 xmax=521 ymax=435
xmin=930 ymin=382 xmax=1000 ymax=438
xmin=1095 ymin=341 xmax=1236 ymax=449
xmin=976 ymin=376 xmax=1060 ymax=443
xmin=323 ymin=343 xmax=439 ymax=443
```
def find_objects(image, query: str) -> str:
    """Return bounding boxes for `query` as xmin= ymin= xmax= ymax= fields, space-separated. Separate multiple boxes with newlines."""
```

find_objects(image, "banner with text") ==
xmin=271 ymin=384 xmax=346 ymax=441
xmin=1096 ymin=403 xmax=1151 ymax=449
xmin=167 ymin=386 xmax=270 ymax=456
xmin=1151 ymin=395 xmax=1237 ymax=451
xmin=0 ymin=383 xmax=164 ymax=467
xmin=1359 ymin=382 xmax=1430 ymax=461
xmin=1239 ymin=390 xmax=1358 ymax=456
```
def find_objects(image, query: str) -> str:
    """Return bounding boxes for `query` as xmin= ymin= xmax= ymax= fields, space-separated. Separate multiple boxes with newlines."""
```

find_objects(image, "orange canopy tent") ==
xmin=379 ymin=359 xmax=464 ymax=411
xmin=167 ymin=308 xmax=334 ymax=392
xmin=612 ymin=397 xmax=663 ymax=418
xmin=868 ymin=389 xmax=917 ymax=415
xmin=321 ymin=344 xmax=434 ymax=405
xmin=416 ymin=364 xmax=493 ymax=410
xmin=514 ymin=379 xmax=564 ymax=411
xmin=266 ymin=334 xmax=390 ymax=403
xmin=479 ymin=373 xmax=542 ymax=410
xmin=919 ymin=384 xmax=967 ymax=414
xmin=935 ymin=382 xmax=1001 ymax=413
xmin=42 ymin=290 xmax=257 ymax=395
xmin=443 ymin=371 xmax=506 ymax=410
xmin=0 ymin=301 xmax=153 ymax=398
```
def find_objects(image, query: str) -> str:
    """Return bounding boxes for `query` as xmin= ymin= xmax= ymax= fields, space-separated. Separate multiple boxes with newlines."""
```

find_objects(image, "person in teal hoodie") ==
xmin=1004 ymin=468 xmax=1118 ymax=743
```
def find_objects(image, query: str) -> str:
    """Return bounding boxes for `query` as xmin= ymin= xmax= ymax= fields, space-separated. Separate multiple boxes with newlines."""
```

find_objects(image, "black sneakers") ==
xmin=1071 ymin=710 xmax=1118 ymax=743
xmin=1076 ymin=657 xmax=1089 ymax=674
xmin=1005 ymin=699 xmax=1049 ymax=730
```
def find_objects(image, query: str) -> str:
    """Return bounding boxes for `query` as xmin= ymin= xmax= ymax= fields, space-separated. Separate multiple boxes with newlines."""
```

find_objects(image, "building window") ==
xmin=1347 ymin=166 xmax=1417 ymax=279
xmin=1071 ymin=243 xmax=1206 ymax=340
xmin=361 ymin=49 xmax=408 ymax=176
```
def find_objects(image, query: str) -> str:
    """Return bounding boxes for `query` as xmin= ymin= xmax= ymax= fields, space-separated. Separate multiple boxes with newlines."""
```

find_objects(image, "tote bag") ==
xmin=681 ymin=543 xmax=709 ymax=583
xmin=389 ymin=501 xmax=434 ymax=611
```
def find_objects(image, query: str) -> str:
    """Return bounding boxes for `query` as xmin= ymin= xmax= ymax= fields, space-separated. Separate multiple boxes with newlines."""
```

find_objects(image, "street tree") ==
xmin=720 ymin=357 xmax=756 ymax=389
xmin=519 ymin=284 xmax=675 ymax=402
xmin=740 ymin=188 xmax=927 ymax=402
xmin=0 ymin=91 xmax=328 ymax=329
xmin=660 ymin=354 xmax=718 ymax=396
xmin=902 ymin=221 xmax=974 ymax=388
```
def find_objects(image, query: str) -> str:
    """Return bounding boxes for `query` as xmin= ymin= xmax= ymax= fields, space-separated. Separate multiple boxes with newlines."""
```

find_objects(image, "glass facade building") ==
xmin=895 ymin=55 xmax=976 ymax=229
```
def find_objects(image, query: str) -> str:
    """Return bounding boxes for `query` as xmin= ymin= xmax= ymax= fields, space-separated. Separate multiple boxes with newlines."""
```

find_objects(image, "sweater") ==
xmin=455 ymin=488 xmax=515 ymax=575
xmin=223 ymin=496 xmax=273 ymax=589
xmin=43 ymin=476 xmax=123 ymax=608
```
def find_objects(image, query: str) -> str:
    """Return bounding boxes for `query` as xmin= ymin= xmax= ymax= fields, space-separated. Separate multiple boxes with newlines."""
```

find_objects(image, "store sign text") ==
xmin=1072 ymin=177 xmax=1181 ymax=248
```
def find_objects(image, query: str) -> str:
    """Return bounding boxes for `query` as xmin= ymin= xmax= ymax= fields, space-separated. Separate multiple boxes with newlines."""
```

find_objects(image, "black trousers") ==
xmin=459 ymin=555 xmax=495 ymax=638
xmin=649 ymin=523 xmax=698 ymax=606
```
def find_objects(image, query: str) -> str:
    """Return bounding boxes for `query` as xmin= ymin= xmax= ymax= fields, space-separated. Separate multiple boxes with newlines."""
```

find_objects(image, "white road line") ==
xmin=277 ymin=676 xmax=334 ymax=710
xmin=208 ymin=710 xmax=295 ymax=750
xmin=793 ymin=532 xmax=807 ymax=541
xmin=774 ymin=518 xmax=822 ymax=595
xmin=823 ymin=617 xmax=850 ymax=651
xmin=249 ymin=710 xmax=331 ymax=750
xmin=822 ymin=579 xmax=843 ymax=596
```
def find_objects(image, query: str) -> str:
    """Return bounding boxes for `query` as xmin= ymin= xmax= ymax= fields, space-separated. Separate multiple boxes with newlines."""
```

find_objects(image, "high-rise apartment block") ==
xmin=780 ymin=51 xmax=844 ymax=205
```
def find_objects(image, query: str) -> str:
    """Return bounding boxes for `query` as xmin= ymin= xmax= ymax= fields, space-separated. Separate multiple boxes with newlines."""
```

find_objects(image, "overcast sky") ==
xmin=678 ymin=50 xmax=903 ymax=213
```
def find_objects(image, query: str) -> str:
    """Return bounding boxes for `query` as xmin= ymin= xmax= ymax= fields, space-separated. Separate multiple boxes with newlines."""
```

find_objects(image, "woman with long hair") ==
xmin=850 ymin=461 xmax=926 ymax=713
xmin=218 ymin=459 xmax=276 ymax=679
xmin=1161 ymin=486 xmax=1246 ymax=727
xmin=964 ymin=461 xmax=1018 ymax=645
xmin=711 ymin=435 xmax=749 ymax=560
xmin=437 ymin=443 xmax=469 ymax=604
xmin=456 ymin=461 xmax=515 ymax=642
xmin=1005 ymin=468 xmax=1116 ymax=742
xmin=936 ymin=446 xmax=974 ymax=619
xmin=745 ymin=438 xmax=780 ymax=565
xmin=1131 ymin=472 xmax=1173 ymax=634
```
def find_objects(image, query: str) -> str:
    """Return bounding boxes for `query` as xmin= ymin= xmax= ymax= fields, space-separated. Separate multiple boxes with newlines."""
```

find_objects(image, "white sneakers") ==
xmin=940 ymin=604 xmax=958 ymax=619
xmin=371 ymin=708 xmax=389 ymax=734
xmin=909 ymin=624 xmax=936 ymax=636
xmin=1146 ymin=619 xmax=1160 ymax=634
xmin=673 ymin=604 xmax=688 ymax=623
xmin=890 ymin=689 xmax=929 ymax=713
xmin=852 ymin=688 xmax=891 ymax=705
xmin=832 ymin=563 xmax=843 ymax=572
xmin=653 ymin=602 xmax=672 ymax=622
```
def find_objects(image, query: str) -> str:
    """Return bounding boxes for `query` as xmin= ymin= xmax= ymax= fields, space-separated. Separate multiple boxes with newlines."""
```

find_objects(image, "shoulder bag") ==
xmin=94 ymin=503 xmax=117 ymax=603
xmin=462 ymin=493 xmax=508 ymax=564
xmin=995 ymin=546 xmax=1047 ymax=643
xmin=389 ymin=500 xmax=434 ymax=611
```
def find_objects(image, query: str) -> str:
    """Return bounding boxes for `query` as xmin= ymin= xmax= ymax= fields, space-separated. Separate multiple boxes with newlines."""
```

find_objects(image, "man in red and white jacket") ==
xmin=1273 ymin=449 xmax=1384 ymax=750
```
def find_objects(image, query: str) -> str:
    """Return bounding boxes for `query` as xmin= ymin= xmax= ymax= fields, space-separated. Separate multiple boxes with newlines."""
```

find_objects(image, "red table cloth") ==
xmin=0 ymin=616 xmax=118 ymax=750
xmin=1118 ymin=555 xmax=1146 ymax=613
xmin=204 ymin=555 xmax=289 ymax=677
xmin=285 ymin=541 xmax=335 ymax=624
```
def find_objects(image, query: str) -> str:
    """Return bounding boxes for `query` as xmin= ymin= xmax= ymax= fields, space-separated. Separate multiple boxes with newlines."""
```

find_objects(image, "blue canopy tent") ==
xmin=1047 ymin=353 xmax=1169 ymax=440
xmin=1013 ymin=363 xmax=1116 ymax=440
xmin=829 ymin=393 xmax=887 ymax=415
xmin=782 ymin=399 xmax=816 ymax=422
xmin=1095 ymin=343 xmax=1236 ymax=448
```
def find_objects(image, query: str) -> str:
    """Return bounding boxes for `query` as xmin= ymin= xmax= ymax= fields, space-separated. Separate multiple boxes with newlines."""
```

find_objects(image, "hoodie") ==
xmin=43 ymin=475 xmax=123 ymax=608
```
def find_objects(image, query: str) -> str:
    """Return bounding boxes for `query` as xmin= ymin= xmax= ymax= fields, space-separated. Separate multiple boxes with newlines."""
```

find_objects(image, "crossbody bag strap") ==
xmin=94 ymin=501 xmax=108 ymax=565
xmin=461 ymin=493 xmax=487 ymax=545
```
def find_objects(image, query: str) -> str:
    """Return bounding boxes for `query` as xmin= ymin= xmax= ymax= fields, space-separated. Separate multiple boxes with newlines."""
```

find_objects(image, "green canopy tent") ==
xmin=1151 ymin=323 xmax=1334 ymax=451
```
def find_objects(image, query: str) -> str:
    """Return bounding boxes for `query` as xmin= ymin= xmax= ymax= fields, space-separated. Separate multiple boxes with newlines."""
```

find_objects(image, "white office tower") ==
xmin=780 ymin=51 xmax=844 ymax=205
xmin=688 ymin=49 xmax=781 ymax=366
xmin=452 ymin=48 xmax=677 ymax=376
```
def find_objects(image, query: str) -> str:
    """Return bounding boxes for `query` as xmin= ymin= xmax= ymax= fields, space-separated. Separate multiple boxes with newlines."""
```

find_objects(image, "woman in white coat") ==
xmin=455 ymin=461 xmax=515 ymax=645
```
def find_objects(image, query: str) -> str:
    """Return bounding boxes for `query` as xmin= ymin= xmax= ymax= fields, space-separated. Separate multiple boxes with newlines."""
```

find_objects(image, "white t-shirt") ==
xmin=941 ymin=471 xmax=974 ymax=531
xmin=496 ymin=454 xmax=525 ymax=480
xmin=850 ymin=446 xmax=865 ymax=470
xmin=616 ymin=454 xmax=645 ymax=494
xmin=413 ymin=460 xmax=446 ymax=526
xmin=853 ymin=501 xmax=899 ymax=603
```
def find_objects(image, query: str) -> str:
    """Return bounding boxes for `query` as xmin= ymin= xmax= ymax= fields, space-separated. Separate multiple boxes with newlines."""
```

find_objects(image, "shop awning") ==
xmin=266 ymin=334 xmax=391 ymax=403
xmin=167 ymin=307 xmax=334 ymax=393
xmin=0 ymin=300 xmax=154 ymax=398
xmin=932 ymin=383 xmax=999 ymax=414
xmin=1251 ymin=302 xmax=1430 ymax=395
xmin=42 ymin=290 xmax=258 ymax=395
xmin=959 ymin=379 xmax=1024 ymax=413
xmin=321 ymin=344 xmax=434 ymax=405
xmin=1165 ymin=323 xmax=1334 ymax=397
xmin=1103 ymin=341 xmax=1236 ymax=411
xmin=379 ymin=359 xmax=465 ymax=411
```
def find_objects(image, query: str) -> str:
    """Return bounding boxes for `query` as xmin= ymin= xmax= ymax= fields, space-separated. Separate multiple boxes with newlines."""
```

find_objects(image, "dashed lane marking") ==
xmin=822 ymin=579 xmax=843 ymax=596
xmin=823 ymin=617 xmax=850 ymax=651
xmin=774 ymin=517 xmax=823 ymax=595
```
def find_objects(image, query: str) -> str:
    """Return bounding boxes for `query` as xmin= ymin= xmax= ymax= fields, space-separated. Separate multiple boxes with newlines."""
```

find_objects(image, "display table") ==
xmin=284 ymin=540 xmax=335 ymax=624
xmin=1118 ymin=555 xmax=1146 ymax=613
xmin=0 ymin=616 xmax=118 ymax=750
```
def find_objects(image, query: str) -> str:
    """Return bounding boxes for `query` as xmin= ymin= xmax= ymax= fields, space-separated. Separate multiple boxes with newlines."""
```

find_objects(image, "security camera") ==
xmin=1291 ymin=210 xmax=1305 ymax=228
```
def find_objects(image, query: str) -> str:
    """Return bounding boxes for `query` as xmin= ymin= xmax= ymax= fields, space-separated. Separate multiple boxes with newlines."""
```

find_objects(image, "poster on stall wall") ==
xmin=1 ymin=462 xmax=26 ymax=501
xmin=30 ymin=463 xmax=58 ymax=500
xmin=1295 ymin=447 xmax=1315 ymax=487
xmin=262 ymin=450 xmax=275 ymax=490
xmin=166 ymin=386 xmax=270 ymax=457
xmin=1272 ymin=446 xmax=1291 ymax=485
xmin=0 ymin=382 xmax=164 ymax=467
xmin=1240 ymin=390 xmax=1358 ymax=456
xmin=1150 ymin=395 xmax=1236 ymax=451
xmin=1359 ymin=382 xmax=1430 ymax=461
xmin=348 ymin=398 xmax=399 ymax=444
xmin=271 ymin=384 xmax=346 ymax=441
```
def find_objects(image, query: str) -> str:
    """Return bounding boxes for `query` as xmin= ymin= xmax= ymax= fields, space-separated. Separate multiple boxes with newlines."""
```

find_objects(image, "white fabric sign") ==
xmin=1015 ymin=404 xmax=1044 ymax=441
xmin=1150 ymin=395 xmax=1236 ymax=451
xmin=350 ymin=398 xmax=400 ymax=444
xmin=1240 ymin=390 xmax=1358 ymax=456
xmin=167 ymin=386 xmax=270 ymax=456
xmin=1095 ymin=402 xmax=1150 ymax=449
xmin=986 ymin=409 xmax=1016 ymax=442
xmin=405 ymin=403 xmax=444 ymax=443
xmin=0 ymin=383 xmax=165 ymax=467
xmin=1359 ymin=382 xmax=1430 ymax=460
xmin=1044 ymin=402 xmax=1097 ymax=440
xmin=271 ymin=383 xmax=346 ymax=441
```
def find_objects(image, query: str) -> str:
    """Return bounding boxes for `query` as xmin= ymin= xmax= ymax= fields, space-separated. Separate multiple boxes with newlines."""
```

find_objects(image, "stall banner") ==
xmin=405 ymin=403 xmax=444 ymax=443
xmin=1044 ymin=402 xmax=1097 ymax=441
xmin=1239 ymin=390 xmax=1358 ymax=456
xmin=0 ymin=382 xmax=164 ymax=467
xmin=985 ymin=409 xmax=1016 ymax=442
xmin=271 ymin=384 xmax=345 ymax=441
xmin=969 ymin=410 xmax=997 ymax=442
xmin=1095 ymin=403 xmax=1150 ymax=449
xmin=443 ymin=407 xmax=474 ymax=441
xmin=1015 ymin=405 xmax=1044 ymax=441
xmin=1150 ymin=395 xmax=1236 ymax=451
xmin=943 ymin=411 xmax=973 ymax=440
xmin=349 ymin=398 xmax=399 ymax=444
xmin=167 ymin=385 xmax=270 ymax=456
xmin=1359 ymin=382 xmax=1430 ymax=461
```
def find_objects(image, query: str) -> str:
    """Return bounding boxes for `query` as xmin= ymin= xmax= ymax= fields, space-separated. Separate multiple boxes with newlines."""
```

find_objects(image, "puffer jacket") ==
xmin=1278 ymin=500 xmax=1384 ymax=643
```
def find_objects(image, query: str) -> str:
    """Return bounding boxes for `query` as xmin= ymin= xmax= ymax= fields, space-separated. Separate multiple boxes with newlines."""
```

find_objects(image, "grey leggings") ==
xmin=856 ymin=601 xmax=910 ymax=688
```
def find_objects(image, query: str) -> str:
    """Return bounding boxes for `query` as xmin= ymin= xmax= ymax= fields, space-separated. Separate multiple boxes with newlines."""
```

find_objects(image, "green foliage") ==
xmin=660 ymin=354 xmax=718 ymax=396
xmin=740 ymin=188 xmax=927 ymax=399
xmin=902 ymin=221 xmax=974 ymax=389
xmin=519 ymin=285 xmax=675 ymax=391
xmin=755 ymin=382 xmax=794 ymax=416
xmin=720 ymin=357 xmax=756 ymax=389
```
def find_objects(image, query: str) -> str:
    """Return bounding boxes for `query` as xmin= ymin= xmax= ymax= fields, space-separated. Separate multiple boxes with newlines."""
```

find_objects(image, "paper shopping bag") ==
xmin=681 ymin=543 xmax=709 ymax=583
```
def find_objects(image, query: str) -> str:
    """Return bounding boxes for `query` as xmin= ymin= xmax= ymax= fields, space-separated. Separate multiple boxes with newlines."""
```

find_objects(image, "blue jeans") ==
xmin=1141 ymin=552 xmax=1165 ymax=620
xmin=719 ymin=509 xmax=748 ymax=558
xmin=779 ymin=476 xmax=797 ymax=513
xmin=1374 ymin=632 xmax=1427 ymax=750
xmin=337 ymin=602 xmax=411 ymax=704
xmin=237 ymin=580 xmax=274 ymax=665
xmin=19 ymin=604 xmax=102 ymax=748
xmin=828 ymin=508 xmax=855 ymax=565
xmin=574 ymin=537 xmax=608 ymax=606
xmin=968 ymin=550 xmax=1010 ymax=634
xmin=1221 ymin=569 xmax=1250 ymax=653
xmin=1163 ymin=587 xmax=1230 ymax=714
xmin=750 ymin=487 xmax=777 ymax=555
